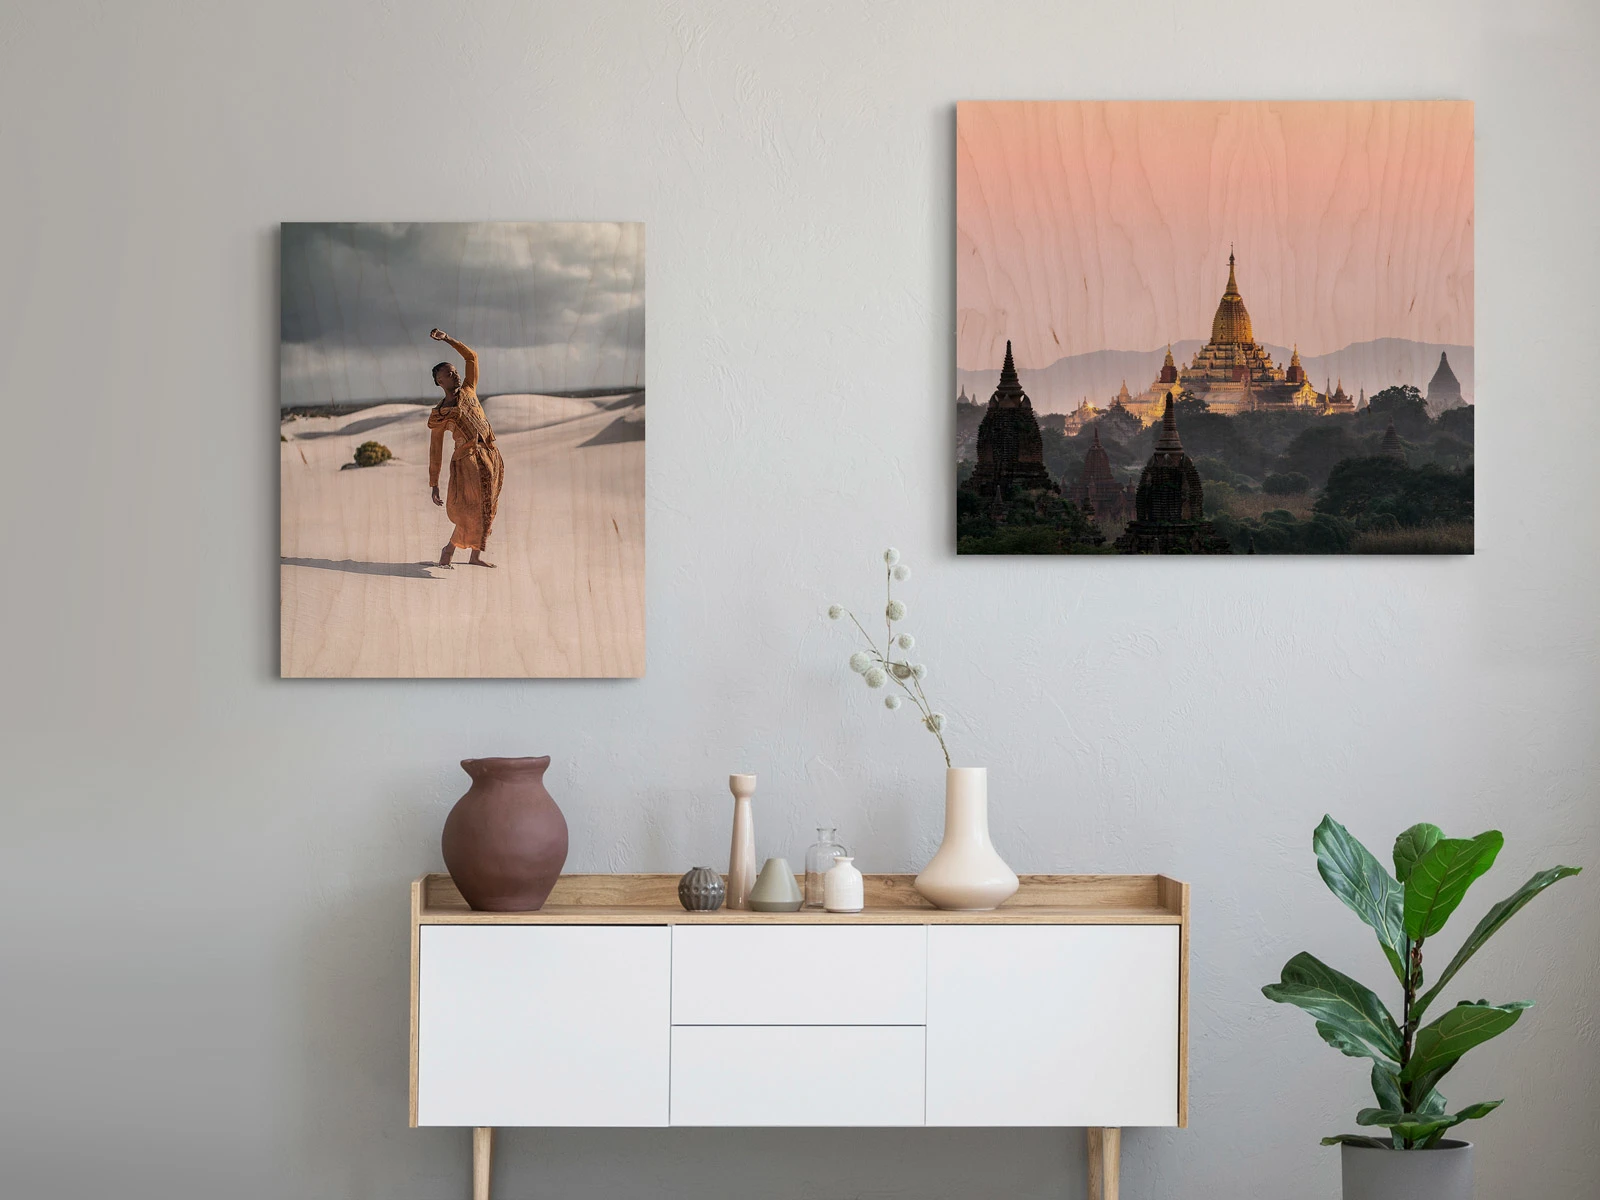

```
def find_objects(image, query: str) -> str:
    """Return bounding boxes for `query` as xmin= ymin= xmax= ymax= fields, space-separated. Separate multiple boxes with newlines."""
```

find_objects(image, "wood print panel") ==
xmin=280 ymin=221 xmax=645 ymax=676
xmin=955 ymin=101 xmax=1474 ymax=557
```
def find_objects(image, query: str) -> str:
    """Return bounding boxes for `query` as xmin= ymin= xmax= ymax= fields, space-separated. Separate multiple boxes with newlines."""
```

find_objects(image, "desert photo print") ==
xmin=280 ymin=222 xmax=645 ymax=676
xmin=956 ymin=101 xmax=1474 ymax=554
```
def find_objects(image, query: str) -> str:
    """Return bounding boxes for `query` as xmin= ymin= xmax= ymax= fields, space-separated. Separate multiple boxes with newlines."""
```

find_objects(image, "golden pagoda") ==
xmin=1133 ymin=250 xmax=1324 ymax=416
xmin=1321 ymin=378 xmax=1355 ymax=415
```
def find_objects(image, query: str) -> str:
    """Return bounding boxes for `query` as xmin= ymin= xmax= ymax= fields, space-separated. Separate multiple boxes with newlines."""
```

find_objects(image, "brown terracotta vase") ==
xmin=440 ymin=756 xmax=569 ymax=911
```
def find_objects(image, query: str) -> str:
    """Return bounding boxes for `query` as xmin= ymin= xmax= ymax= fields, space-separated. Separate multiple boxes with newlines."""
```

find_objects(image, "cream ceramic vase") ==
xmin=913 ymin=768 xmax=1019 ymax=911
xmin=726 ymin=773 xmax=757 ymax=910
xmin=824 ymin=855 xmax=865 ymax=913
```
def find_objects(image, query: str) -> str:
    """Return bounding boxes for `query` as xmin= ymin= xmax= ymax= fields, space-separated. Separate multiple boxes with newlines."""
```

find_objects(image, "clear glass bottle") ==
xmin=804 ymin=826 xmax=848 ymax=908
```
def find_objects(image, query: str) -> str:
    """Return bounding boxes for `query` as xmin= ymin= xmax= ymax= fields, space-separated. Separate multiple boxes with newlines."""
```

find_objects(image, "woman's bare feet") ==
xmin=438 ymin=543 xmax=456 ymax=568
xmin=468 ymin=550 xmax=496 ymax=568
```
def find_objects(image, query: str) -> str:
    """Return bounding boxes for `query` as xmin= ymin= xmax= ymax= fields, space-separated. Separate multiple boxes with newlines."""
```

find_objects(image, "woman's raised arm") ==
xmin=431 ymin=328 xmax=478 ymax=389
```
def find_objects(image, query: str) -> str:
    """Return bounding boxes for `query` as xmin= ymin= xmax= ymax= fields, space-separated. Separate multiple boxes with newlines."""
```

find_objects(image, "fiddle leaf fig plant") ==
xmin=1263 ymin=815 xmax=1580 ymax=1149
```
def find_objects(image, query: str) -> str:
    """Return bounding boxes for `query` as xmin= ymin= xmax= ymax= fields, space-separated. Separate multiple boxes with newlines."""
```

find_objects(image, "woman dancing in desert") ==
xmin=427 ymin=328 xmax=505 ymax=568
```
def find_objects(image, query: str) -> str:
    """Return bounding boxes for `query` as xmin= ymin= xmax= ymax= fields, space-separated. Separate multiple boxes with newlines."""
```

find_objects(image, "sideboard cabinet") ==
xmin=410 ymin=872 xmax=1189 ymax=1200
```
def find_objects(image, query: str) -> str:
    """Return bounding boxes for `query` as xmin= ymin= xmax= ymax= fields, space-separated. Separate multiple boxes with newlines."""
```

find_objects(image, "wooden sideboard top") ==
xmin=412 ymin=872 xmax=1188 ymax=925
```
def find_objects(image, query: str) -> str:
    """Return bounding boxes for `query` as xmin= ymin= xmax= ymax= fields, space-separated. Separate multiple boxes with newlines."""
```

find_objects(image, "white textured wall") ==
xmin=3 ymin=2 xmax=1597 ymax=1197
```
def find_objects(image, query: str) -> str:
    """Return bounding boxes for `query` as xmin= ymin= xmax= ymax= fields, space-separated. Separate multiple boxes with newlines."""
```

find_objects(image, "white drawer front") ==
xmin=671 ymin=925 xmax=926 ymax=1025
xmin=670 ymin=1026 xmax=925 ymax=1126
xmin=926 ymin=925 xmax=1180 ymax=1127
xmin=418 ymin=926 xmax=670 ymax=1126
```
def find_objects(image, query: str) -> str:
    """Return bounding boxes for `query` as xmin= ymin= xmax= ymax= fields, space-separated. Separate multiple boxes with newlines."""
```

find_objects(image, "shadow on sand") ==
xmin=281 ymin=557 xmax=440 ymax=580
xmin=578 ymin=413 xmax=646 ymax=448
xmin=287 ymin=409 xmax=429 ymax=440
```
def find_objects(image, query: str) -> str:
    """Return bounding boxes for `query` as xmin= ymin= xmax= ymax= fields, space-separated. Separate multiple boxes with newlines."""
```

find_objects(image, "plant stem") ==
xmin=1399 ymin=938 xmax=1424 ymax=1148
xmin=885 ymin=564 xmax=892 ymax=654
xmin=838 ymin=583 xmax=952 ymax=768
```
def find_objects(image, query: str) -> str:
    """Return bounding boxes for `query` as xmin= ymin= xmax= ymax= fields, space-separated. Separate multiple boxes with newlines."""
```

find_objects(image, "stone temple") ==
xmin=1132 ymin=251 xmax=1328 ymax=417
xmin=965 ymin=340 xmax=1059 ymax=500
xmin=1113 ymin=398 xmax=1232 ymax=554
xmin=1427 ymin=351 xmax=1464 ymax=412
xmin=1072 ymin=425 xmax=1134 ymax=525
xmin=1381 ymin=418 xmax=1407 ymax=464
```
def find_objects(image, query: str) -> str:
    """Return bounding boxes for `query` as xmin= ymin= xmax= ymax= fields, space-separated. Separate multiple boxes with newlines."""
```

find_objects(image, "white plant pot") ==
xmin=1341 ymin=1141 xmax=1473 ymax=1200
xmin=913 ymin=767 xmax=1019 ymax=911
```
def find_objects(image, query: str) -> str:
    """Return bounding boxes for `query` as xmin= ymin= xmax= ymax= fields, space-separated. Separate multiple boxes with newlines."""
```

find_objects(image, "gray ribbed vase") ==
xmin=678 ymin=866 xmax=726 ymax=912
xmin=1341 ymin=1142 xmax=1473 ymax=1200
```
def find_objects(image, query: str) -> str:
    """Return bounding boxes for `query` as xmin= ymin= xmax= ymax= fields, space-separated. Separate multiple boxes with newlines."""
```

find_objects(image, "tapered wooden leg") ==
xmin=472 ymin=1127 xmax=494 ymax=1200
xmin=1087 ymin=1127 xmax=1120 ymax=1200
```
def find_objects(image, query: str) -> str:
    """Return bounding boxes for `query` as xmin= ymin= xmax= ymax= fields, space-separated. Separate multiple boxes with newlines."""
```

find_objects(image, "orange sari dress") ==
xmin=428 ymin=347 xmax=505 ymax=551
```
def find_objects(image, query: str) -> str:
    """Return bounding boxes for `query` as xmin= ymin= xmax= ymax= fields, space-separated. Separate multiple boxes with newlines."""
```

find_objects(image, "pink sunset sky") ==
xmin=956 ymin=101 xmax=1474 ymax=369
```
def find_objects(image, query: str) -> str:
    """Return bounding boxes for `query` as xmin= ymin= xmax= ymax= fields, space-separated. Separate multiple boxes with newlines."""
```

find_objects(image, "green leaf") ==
xmin=1314 ymin=815 xmax=1408 ymax=981
xmin=1414 ymin=866 xmax=1583 ymax=1018
xmin=1393 ymin=824 xmax=1444 ymax=883
xmin=1419 ymin=1100 xmax=1502 ymax=1148
xmin=1356 ymin=1108 xmax=1462 ymax=1143
xmin=1319 ymin=1020 xmax=1378 ymax=1059
xmin=1263 ymin=952 xmax=1402 ymax=1062
xmin=1357 ymin=1100 xmax=1503 ymax=1148
xmin=1370 ymin=1063 xmax=1404 ymax=1112
xmin=1403 ymin=832 xmax=1504 ymax=940
xmin=1373 ymin=1069 xmax=1445 ymax=1148
xmin=1400 ymin=1001 xmax=1530 ymax=1085
xmin=1321 ymin=1134 xmax=1392 ymax=1148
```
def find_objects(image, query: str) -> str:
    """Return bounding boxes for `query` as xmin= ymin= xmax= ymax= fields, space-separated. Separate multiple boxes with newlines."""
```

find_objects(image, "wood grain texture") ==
xmin=409 ymin=877 xmax=422 ymax=1127
xmin=472 ymin=1127 xmax=493 ymax=1200
xmin=957 ymin=101 xmax=1474 ymax=379
xmin=1087 ymin=1127 xmax=1121 ymax=1200
xmin=280 ymin=222 xmax=646 ymax=678
xmin=281 ymin=394 xmax=644 ymax=677
xmin=414 ymin=873 xmax=1185 ymax=925
xmin=1159 ymin=876 xmax=1192 ymax=1128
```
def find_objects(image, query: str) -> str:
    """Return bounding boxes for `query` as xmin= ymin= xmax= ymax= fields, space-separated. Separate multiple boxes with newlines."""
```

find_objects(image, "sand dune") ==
xmin=280 ymin=395 xmax=644 ymax=677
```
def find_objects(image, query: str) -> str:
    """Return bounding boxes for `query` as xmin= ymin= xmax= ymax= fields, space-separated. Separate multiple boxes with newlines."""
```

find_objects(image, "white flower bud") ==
xmin=911 ymin=663 xmax=928 ymax=681
xmin=864 ymin=667 xmax=888 ymax=688
xmin=893 ymin=564 xmax=910 ymax=581
xmin=827 ymin=604 xmax=844 ymax=620
xmin=884 ymin=695 xmax=902 ymax=710
xmin=848 ymin=651 xmax=873 ymax=674
xmin=896 ymin=633 xmax=915 ymax=650
xmin=925 ymin=712 xmax=946 ymax=733
xmin=883 ymin=547 xmax=901 ymax=566
xmin=886 ymin=600 xmax=906 ymax=622
xmin=892 ymin=662 xmax=912 ymax=679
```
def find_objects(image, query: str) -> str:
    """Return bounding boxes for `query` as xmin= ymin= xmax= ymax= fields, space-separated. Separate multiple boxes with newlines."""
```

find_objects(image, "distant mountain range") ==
xmin=956 ymin=339 xmax=1474 ymax=414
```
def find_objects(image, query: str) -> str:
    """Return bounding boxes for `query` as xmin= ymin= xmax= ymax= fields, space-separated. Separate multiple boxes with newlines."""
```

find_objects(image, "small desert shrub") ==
xmin=353 ymin=441 xmax=392 ymax=468
xmin=1263 ymin=471 xmax=1311 ymax=496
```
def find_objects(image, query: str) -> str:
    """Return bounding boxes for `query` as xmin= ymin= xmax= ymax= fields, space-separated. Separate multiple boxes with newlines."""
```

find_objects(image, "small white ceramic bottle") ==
xmin=823 ymin=855 xmax=864 ymax=913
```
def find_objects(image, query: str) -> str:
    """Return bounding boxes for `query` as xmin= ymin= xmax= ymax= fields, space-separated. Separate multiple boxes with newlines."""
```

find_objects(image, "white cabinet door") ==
xmin=672 ymin=926 xmax=926 ymax=1025
xmin=417 ymin=926 xmax=670 ymax=1127
xmin=670 ymin=1026 xmax=926 ymax=1126
xmin=926 ymin=925 xmax=1180 ymax=1127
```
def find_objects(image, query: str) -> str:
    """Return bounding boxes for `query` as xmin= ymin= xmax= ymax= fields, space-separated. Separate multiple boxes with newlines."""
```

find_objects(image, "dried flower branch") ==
xmin=827 ymin=548 xmax=952 ymax=768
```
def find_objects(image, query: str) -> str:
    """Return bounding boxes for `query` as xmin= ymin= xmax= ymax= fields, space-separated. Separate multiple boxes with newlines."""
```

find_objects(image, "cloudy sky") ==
xmin=957 ymin=101 xmax=1473 ymax=370
xmin=281 ymin=222 xmax=645 ymax=407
